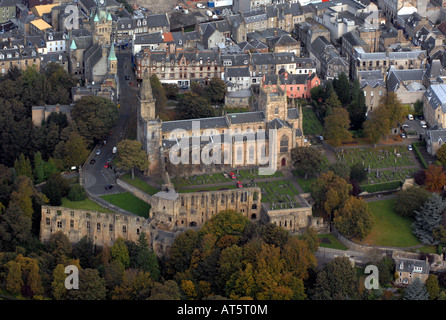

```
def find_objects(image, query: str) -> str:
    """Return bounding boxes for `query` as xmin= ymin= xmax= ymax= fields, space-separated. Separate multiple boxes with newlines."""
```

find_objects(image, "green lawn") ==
xmin=120 ymin=173 xmax=161 ymax=195
xmin=100 ymin=193 xmax=151 ymax=218
xmin=302 ymin=106 xmax=324 ymax=136
xmin=318 ymin=233 xmax=348 ymax=250
xmin=61 ymin=197 xmax=114 ymax=213
xmin=356 ymin=199 xmax=420 ymax=247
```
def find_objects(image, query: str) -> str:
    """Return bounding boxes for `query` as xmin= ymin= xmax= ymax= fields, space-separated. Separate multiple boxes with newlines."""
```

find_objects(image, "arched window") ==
xmin=280 ymin=135 xmax=289 ymax=153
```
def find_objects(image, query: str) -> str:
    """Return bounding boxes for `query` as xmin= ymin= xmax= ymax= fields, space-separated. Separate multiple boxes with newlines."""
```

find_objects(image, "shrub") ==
xmin=413 ymin=142 xmax=428 ymax=169
xmin=68 ymin=183 xmax=87 ymax=201
xmin=360 ymin=181 xmax=402 ymax=193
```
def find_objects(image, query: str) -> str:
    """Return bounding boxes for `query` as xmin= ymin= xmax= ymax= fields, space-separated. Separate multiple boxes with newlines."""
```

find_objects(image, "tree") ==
xmin=311 ymin=171 xmax=352 ymax=219
xmin=163 ymin=83 xmax=179 ymax=99
xmin=199 ymin=210 xmax=249 ymax=248
xmin=0 ymin=202 xmax=32 ymax=251
xmin=376 ymin=256 xmax=395 ymax=286
xmin=14 ymin=153 xmax=33 ymax=180
xmin=71 ymin=95 xmax=119 ymax=145
xmin=73 ymin=236 xmax=95 ymax=269
xmin=290 ymin=146 xmax=324 ymax=179
xmin=5 ymin=260 xmax=23 ymax=294
xmin=261 ymin=223 xmax=289 ymax=248
xmin=412 ymin=193 xmax=446 ymax=245
xmin=324 ymin=91 xmax=342 ymax=115
xmin=312 ymin=256 xmax=357 ymax=300
xmin=110 ymin=238 xmax=130 ymax=268
xmin=14 ymin=254 xmax=43 ymax=297
xmin=206 ymin=77 xmax=226 ymax=103
xmin=149 ymin=280 xmax=181 ymax=300
xmin=42 ymin=175 xmax=62 ymax=206
xmin=425 ymin=274 xmax=440 ymax=300
xmin=350 ymin=162 xmax=367 ymax=184
xmin=324 ymin=107 xmax=352 ymax=147
xmin=150 ymin=74 xmax=168 ymax=116
xmin=112 ymin=269 xmax=153 ymax=300
xmin=436 ymin=143 xmax=446 ymax=166
xmin=67 ymin=268 xmax=106 ymax=300
xmin=403 ymin=278 xmax=429 ymax=300
xmin=393 ymin=186 xmax=431 ymax=218
xmin=176 ymin=92 xmax=216 ymax=120
xmin=326 ymin=161 xmax=351 ymax=180
xmin=167 ymin=229 xmax=199 ymax=274
xmin=54 ymin=131 xmax=90 ymax=168
xmin=424 ymin=164 xmax=446 ymax=192
xmin=47 ymin=231 xmax=72 ymax=265
xmin=414 ymin=99 xmax=423 ymax=117
xmin=51 ymin=264 xmax=68 ymax=300
xmin=67 ymin=184 xmax=87 ymax=202
xmin=332 ymin=73 xmax=350 ymax=106
xmin=333 ymin=196 xmax=374 ymax=240
xmin=32 ymin=151 xmax=45 ymax=184
xmin=134 ymin=233 xmax=160 ymax=280
xmin=282 ymin=236 xmax=317 ymax=280
xmin=298 ymin=227 xmax=320 ymax=253
xmin=348 ymin=79 xmax=367 ymax=130
xmin=115 ymin=139 xmax=150 ymax=179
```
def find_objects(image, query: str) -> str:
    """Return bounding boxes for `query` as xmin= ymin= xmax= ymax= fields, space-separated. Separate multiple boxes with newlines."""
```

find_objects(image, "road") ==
xmin=82 ymin=48 xmax=139 ymax=197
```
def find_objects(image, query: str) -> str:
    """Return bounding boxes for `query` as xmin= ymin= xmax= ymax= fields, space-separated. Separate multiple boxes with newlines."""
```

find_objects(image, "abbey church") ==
xmin=137 ymin=70 xmax=308 ymax=175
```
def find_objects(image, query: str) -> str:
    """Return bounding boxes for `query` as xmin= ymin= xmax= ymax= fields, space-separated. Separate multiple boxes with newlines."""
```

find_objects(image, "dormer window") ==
xmin=143 ymin=19 xmax=147 ymax=25
xmin=0 ymin=54 xmax=4 ymax=59
xmin=137 ymin=20 xmax=141 ymax=26
xmin=31 ymin=51 xmax=36 ymax=57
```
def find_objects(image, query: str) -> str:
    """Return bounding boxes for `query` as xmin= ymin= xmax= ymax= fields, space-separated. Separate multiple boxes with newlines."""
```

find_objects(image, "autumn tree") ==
xmin=324 ymin=107 xmax=352 ymax=147
xmin=424 ymin=164 xmax=446 ymax=192
xmin=54 ymin=131 xmax=90 ymax=168
xmin=110 ymin=237 xmax=130 ymax=268
xmin=67 ymin=268 xmax=106 ymax=300
xmin=291 ymin=146 xmax=324 ymax=179
xmin=112 ymin=269 xmax=153 ymax=300
xmin=311 ymin=171 xmax=352 ymax=219
xmin=5 ymin=260 xmax=23 ymax=295
xmin=333 ymin=196 xmax=374 ymax=240
xmin=115 ymin=139 xmax=149 ymax=179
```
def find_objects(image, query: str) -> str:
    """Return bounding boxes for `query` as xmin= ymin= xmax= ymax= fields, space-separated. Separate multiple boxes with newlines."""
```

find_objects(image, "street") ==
xmin=82 ymin=49 xmax=139 ymax=197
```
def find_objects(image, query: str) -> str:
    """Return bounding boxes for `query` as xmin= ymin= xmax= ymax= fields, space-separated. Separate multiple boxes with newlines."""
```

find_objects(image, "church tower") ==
xmin=258 ymin=76 xmax=288 ymax=122
xmin=137 ymin=69 xmax=162 ymax=175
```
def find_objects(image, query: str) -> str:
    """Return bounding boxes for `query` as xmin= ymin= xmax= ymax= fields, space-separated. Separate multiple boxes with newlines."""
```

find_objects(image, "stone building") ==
xmin=137 ymin=68 xmax=307 ymax=176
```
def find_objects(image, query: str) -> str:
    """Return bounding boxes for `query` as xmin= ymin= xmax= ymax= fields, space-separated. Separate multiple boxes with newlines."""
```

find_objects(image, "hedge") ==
xmin=413 ymin=142 xmax=428 ymax=169
xmin=361 ymin=180 xmax=402 ymax=193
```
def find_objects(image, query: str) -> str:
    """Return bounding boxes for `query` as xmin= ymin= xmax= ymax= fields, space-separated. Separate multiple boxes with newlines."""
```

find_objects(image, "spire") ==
xmin=140 ymin=68 xmax=154 ymax=101
xmin=107 ymin=11 xmax=112 ymax=21
xmin=94 ymin=13 xmax=99 ymax=22
xmin=70 ymin=39 xmax=77 ymax=50
xmin=108 ymin=43 xmax=116 ymax=60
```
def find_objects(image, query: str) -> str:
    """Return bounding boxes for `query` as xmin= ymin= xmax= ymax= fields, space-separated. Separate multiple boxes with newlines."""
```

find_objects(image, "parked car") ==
xmin=408 ymin=114 xmax=414 ymax=120
xmin=236 ymin=181 xmax=243 ymax=188
xmin=104 ymin=161 xmax=110 ymax=168
xmin=400 ymin=133 xmax=406 ymax=139
xmin=408 ymin=144 xmax=413 ymax=151
xmin=90 ymin=159 xmax=96 ymax=164
xmin=318 ymin=135 xmax=324 ymax=141
xmin=223 ymin=172 xmax=229 ymax=178
xmin=402 ymin=124 xmax=410 ymax=128
xmin=229 ymin=172 xmax=236 ymax=179
xmin=96 ymin=149 xmax=102 ymax=155
xmin=420 ymin=120 xmax=427 ymax=129
xmin=104 ymin=185 xmax=114 ymax=190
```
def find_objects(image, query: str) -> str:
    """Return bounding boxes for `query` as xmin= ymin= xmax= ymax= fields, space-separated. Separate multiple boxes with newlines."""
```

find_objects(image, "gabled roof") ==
xmin=425 ymin=83 xmax=446 ymax=114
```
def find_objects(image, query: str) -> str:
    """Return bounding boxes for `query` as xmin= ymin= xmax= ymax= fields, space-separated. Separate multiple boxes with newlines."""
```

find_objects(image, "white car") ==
xmin=408 ymin=114 xmax=414 ymax=120
xmin=197 ymin=3 xmax=204 ymax=8
xmin=420 ymin=120 xmax=427 ymax=128
xmin=96 ymin=149 xmax=102 ymax=155
xmin=408 ymin=145 xmax=413 ymax=151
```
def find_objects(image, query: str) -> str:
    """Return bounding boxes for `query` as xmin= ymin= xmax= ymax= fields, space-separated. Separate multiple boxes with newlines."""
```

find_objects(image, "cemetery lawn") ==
xmin=353 ymin=198 xmax=420 ymax=248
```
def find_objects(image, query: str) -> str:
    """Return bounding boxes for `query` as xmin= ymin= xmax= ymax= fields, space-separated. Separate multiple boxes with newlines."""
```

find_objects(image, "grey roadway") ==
xmin=83 ymin=48 xmax=139 ymax=197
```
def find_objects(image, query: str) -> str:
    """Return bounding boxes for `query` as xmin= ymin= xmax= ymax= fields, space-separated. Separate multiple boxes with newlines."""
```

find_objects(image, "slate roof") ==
xmin=225 ymin=66 xmax=250 ymax=78
xmin=395 ymin=257 xmax=430 ymax=274
xmin=386 ymin=67 xmax=426 ymax=92
xmin=425 ymin=83 xmax=446 ymax=113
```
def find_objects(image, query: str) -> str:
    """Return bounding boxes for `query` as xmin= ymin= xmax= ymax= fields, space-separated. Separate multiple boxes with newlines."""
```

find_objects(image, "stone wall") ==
xmin=40 ymin=205 xmax=152 ymax=248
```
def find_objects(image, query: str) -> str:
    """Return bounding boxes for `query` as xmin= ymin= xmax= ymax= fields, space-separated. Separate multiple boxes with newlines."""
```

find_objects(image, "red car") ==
xmin=229 ymin=172 xmax=236 ymax=179
xmin=236 ymin=181 xmax=243 ymax=188
xmin=104 ymin=161 xmax=110 ymax=168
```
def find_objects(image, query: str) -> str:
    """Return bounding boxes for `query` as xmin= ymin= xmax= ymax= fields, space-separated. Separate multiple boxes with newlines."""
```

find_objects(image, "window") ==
xmin=97 ymin=223 xmax=101 ymax=231
xmin=87 ymin=221 xmax=91 ymax=229
xmin=109 ymin=224 xmax=113 ymax=232
xmin=70 ymin=220 xmax=74 ymax=228
xmin=280 ymin=136 xmax=289 ymax=153
xmin=123 ymin=225 xmax=127 ymax=233
xmin=57 ymin=221 xmax=62 ymax=228
xmin=46 ymin=218 xmax=50 ymax=225
xmin=275 ymin=107 xmax=279 ymax=114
